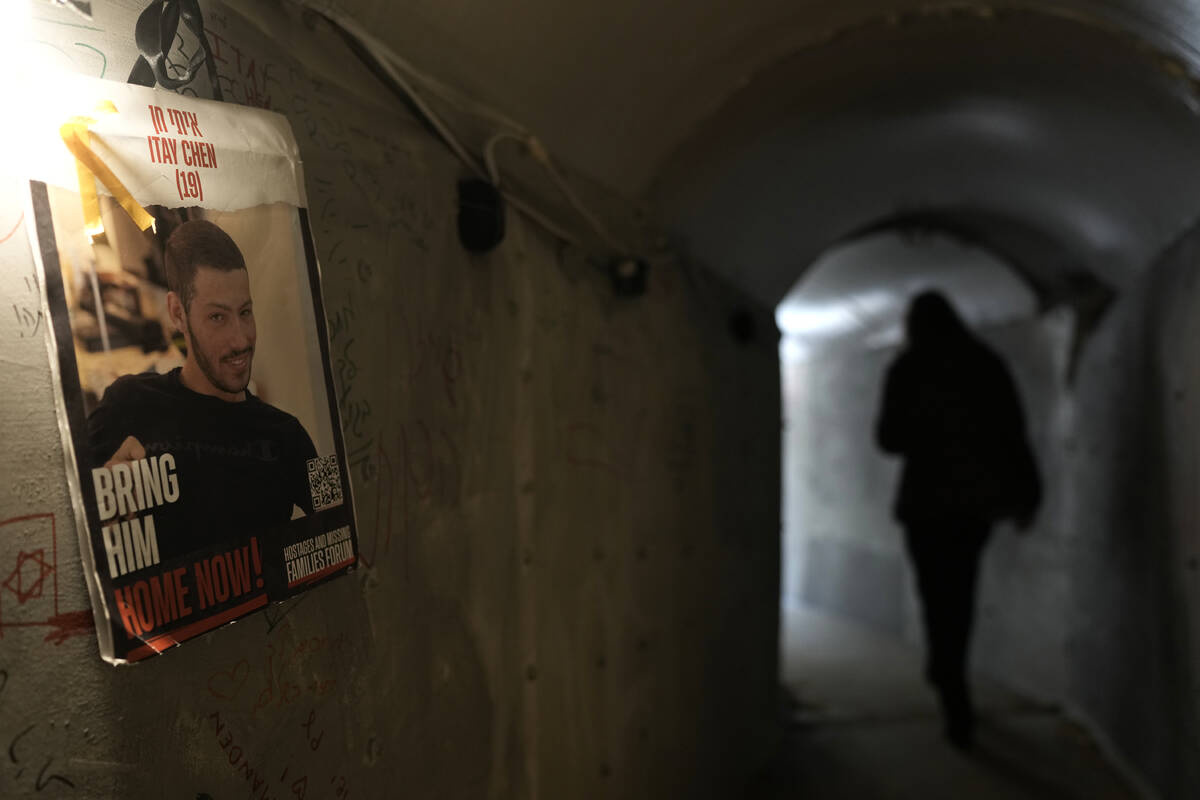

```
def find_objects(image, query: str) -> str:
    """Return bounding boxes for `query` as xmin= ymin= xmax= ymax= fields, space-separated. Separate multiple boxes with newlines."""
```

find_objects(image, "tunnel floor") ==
xmin=750 ymin=605 xmax=1144 ymax=799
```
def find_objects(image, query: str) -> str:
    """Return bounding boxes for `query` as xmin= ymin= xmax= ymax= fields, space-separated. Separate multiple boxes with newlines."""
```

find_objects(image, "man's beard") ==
xmin=186 ymin=315 xmax=253 ymax=395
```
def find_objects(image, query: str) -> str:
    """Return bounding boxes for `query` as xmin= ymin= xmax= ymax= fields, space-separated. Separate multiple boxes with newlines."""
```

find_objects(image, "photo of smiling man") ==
xmin=86 ymin=219 xmax=319 ymax=560
xmin=28 ymin=87 xmax=359 ymax=663
xmin=34 ymin=187 xmax=361 ymax=661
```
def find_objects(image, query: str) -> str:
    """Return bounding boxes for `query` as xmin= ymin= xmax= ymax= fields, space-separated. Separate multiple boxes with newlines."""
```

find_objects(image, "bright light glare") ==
xmin=775 ymin=289 xmax=894 ymax=338
xmin=0 ymin=2 xmax=31 ymax=51
xmin=0 ymin=4 xmax=30 ymax=180
xmin=775 ymin=304 xmax=857 ymax=337
xmin=0 ymin=4 xmax=102 ymax=195
xmin=0 ymin=2 xmax=33 ymax=96
xmin=0 ymin=3 xmax=39 ymax=180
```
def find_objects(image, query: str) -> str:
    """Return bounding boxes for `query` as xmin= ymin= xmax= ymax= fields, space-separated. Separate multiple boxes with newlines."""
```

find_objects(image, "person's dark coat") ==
xmin=876 ymin=292 xmax=1041 ymax=527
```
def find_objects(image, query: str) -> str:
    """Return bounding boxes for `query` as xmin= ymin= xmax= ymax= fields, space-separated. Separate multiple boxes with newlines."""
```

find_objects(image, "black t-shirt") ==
xmin=86 ymin=367 xmax=317 ymax=559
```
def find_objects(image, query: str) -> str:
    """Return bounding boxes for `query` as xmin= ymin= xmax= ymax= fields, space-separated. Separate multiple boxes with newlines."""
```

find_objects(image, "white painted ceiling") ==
xmin=334 ymin=0 xmax=1200 ymax=313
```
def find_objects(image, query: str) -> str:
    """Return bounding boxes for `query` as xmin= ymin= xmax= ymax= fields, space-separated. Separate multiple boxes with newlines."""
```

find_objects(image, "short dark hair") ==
xmin=164 ymin=219 xmax=246 ymax=311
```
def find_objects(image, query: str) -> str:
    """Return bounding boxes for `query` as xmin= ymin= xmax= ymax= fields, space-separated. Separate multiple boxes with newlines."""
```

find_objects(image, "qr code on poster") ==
xmin=307 ymin=455 xmax=343 ymax=511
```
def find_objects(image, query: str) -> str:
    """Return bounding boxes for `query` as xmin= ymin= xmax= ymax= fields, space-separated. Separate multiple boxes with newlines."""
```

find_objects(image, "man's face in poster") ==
xmin=178 ymin=265 xmax=256 ymax=398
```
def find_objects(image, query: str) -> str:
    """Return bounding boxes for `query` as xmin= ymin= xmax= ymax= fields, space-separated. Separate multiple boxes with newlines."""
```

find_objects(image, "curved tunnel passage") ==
xmin=773 ymin=228 xmax=1115 ymax=798
xmin=650 ymin=9 xmax=1200 ymax=800
xmin=11 ymin=2 xmax=1200 ymax=798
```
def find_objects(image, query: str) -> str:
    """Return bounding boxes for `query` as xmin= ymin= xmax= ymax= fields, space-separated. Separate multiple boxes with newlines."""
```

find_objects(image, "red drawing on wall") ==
xmin=3 ymin=548 xmax=54 ymax=604
xmin=0 ymin=211 xmax=24 ymax=244
xmin=0 ymin=513 xmax=93 ymax=644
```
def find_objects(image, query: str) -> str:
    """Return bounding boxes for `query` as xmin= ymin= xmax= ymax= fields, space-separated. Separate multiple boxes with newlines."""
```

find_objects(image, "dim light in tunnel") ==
xmin=776 ymin=229 xmax=1038 ymax=358
xmin=775 ymin=289 xmax=894 ymax=338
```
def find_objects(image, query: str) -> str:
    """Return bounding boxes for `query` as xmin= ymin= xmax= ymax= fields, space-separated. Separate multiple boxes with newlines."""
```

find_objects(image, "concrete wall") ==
xmin=0 ymin=2 xmax=780 ymax=797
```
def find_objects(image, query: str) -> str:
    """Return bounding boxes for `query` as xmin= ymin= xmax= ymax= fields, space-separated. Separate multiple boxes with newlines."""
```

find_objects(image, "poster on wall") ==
xmin=22 ymin=76 xmax=358 ymax=663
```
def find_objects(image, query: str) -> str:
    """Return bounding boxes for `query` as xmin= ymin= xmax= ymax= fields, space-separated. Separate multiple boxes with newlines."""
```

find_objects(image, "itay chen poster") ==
xmin=23 ymin=76 xmax=358 ymax=663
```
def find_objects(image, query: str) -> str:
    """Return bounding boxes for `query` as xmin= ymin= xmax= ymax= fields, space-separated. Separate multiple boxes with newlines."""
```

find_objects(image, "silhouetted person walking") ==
xmin=876 ymin=290 xmax=1041 ymax=750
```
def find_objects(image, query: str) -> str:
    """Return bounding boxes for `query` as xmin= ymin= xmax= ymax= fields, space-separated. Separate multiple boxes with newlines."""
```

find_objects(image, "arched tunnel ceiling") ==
xmin=331 ymin=0 xmax=1200 ymax=307
xmin=653 ymin=12 xmax=1200 ymax=306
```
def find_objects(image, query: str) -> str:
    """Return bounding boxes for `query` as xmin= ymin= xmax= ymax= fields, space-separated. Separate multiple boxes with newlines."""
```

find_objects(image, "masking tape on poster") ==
xmin=60 ymin=101 xmax=156 ymax=242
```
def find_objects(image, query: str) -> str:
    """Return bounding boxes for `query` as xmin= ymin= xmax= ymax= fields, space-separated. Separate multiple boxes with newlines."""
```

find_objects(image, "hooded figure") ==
xmin=876 ymin=290 xmax=1040 ymax=748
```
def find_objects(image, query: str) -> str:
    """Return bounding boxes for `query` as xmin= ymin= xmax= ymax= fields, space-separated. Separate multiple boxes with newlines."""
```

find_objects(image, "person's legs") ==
xmin=906 ymin=520 xmax=990 ymax=748
xmin=939 ymin=521 xmax=990 ymax=746
xmin=904 ymin=526 xmax=946 ymax=688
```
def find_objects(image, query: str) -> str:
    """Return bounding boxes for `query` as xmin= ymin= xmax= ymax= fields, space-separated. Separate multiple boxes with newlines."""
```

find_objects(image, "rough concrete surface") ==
xmin=0 ymin=3 xmax=780 ymax=798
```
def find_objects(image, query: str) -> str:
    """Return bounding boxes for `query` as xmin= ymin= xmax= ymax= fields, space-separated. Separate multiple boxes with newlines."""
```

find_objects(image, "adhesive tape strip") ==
xmin=60 ymin=100 xmax=156 ymax=242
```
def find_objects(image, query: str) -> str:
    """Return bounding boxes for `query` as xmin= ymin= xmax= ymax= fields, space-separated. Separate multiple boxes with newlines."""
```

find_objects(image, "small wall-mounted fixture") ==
xmin=729 ymin=308 xmax=756 ymax=344
xmin=457 ymin=178 xmax=505 ymax=252
xmin=609 ymin=257 xmax=648 ymax=297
